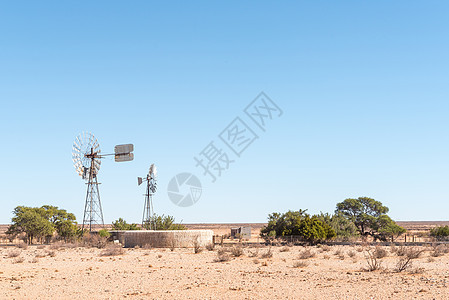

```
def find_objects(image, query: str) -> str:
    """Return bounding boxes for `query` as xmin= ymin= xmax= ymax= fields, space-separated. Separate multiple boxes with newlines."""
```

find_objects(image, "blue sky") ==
xmin=0 ymin=1 xmax=448 ymax=224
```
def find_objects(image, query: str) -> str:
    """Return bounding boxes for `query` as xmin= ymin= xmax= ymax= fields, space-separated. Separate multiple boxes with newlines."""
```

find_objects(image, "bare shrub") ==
xmin=35 ymin=252 xmax=46 ymax=258
xmin=333 ymin=249 xmax=342 ymax=256
xmin=49 ymin=243 xmax=61 ymax=250
xmin=214 ymin=251 xmax=230 ymax=262
xmin=81 ymin=234 xmax=108 ymax=249
xmin=205 ymin=243 xmax=215 ymax=251
xmin=231 ymin=245 xmax=244 ymax=257
xmin=409 ymin=267 xmax=425 ymax=274
xmin=37 ymin=245 xmax=46 ymax=250
xmin=253 ymin=258 xmax=260 ymax=264
xmin=374 ymin=246 xmax=388 ymax=259
xmin=427 ymin=257 xmax=435 ymax=263
xmin=348 ymin=250 xmax=356 ymax=258
xmin=395 ymin=246 xmax=407 ymax=257
xmin=394 ymin=247 xmax=423 ymax=273
xmin=8 ymin=250 xmax=21 ymax=258
xmin=17 ymin=242 xmax=28 ymax=249
xmin=431 ymin=245 xmax=448 ymax=257
xmin=298 ymin=249 xmax=315 ymax=260
xmin=261 ymin=248 xmax=273 ymax=259
xmin=46 ymin=250 xmax=56 ymax=257
xmin=323 ymin=254 xmax=330 ymax=260
xmin=293 ymin=261 xmax=308 ymax=268
xmin=13 ymin=257 xmax=25 ymax=264
xmin=364 ymin=248 xmax=381 ymax=272
xmin=280 ymin=246 xmax=290 ymax=252
xmin=248 ymin=248 xmax=259 ymax=258
xmin=193 ymin=238 xmax=202 ymax=254
xmin=338 ymin=254 xmax=345 ymax=260
xmin=100 ymin=244 xmax=125 ymax=256
xmin=31 ymin=257 xmax=39 ymax=263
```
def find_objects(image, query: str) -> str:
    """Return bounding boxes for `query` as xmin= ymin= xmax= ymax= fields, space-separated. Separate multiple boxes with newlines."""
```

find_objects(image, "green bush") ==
xmin=260 ymin=210 xmax=335 ymax=244
xmin=98 ymin=229 xmax=111 ymax=238
xmin=112 ymin=218 xmax=140 ymax=230
xmin=430 ymin=226 xmax=449 ymax=240
xmin=316 ymin=212 xmax=359 ymax=239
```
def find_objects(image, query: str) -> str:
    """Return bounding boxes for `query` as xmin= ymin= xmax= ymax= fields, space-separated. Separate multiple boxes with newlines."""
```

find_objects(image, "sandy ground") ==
xmin=1 ymin=244 xmax=449 ymax=299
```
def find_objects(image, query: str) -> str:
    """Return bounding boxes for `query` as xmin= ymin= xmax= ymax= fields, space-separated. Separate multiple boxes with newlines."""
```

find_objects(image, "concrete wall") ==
xmin=109 ymin=230 xmax=213 ymax=248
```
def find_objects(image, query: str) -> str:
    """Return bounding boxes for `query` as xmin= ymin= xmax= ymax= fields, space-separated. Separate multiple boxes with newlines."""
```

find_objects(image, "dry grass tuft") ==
xmin=13 ymin=257 xmax=25 ymax=264
xmin=100 ymin=245 xmax=125 ymax=256
xmin=214 ymin=251 xmax=231 ymax=262
xmin=374 ymin=246 xmax=388 ymax=259
xmin=8 ymin=250 xmax=21 ymax=258
xmin=17 ymin=242 xmax=28 ymax=249
xmin=231 ymin=245 xmax=244 ymax=257
xmin=205 ymin=243 xmax=215 ymax=251
xmin=348 ymin=250 xmax=356 ymax=258
xmin=261 ymin=248 xmax=273 ymax=259
xmin=293 ymin=261 xmax=309 ymax=268
xmin=31 ymin=257 xmax=39 ymax=263
xmin=298 ymin=249 xmax=315 ymax=260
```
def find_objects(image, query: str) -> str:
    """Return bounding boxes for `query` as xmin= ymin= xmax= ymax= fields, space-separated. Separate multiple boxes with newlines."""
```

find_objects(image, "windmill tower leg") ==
xmin=82 ymin=164 xmax=105 ymax=232
xmin=142 ymin=184 xmax=153 ymax=230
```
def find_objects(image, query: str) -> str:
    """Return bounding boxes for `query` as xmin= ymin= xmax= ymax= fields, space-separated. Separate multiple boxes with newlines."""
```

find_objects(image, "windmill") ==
xmin=72 ymin=131 xmax=134 ymax=232
xmin=138 ymin=164 xmax=157 ymax=230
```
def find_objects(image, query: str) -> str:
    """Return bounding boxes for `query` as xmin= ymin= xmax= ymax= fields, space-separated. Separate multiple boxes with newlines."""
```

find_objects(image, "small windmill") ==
xmin=138 ymin=164 xmax=157 ymax=229
xmin=72 ymin=131 xmax=134 ymax=232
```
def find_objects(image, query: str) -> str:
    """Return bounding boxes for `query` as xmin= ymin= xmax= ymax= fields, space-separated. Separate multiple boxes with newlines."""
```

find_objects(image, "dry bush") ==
xmin=431 ymin=245 xmax=449 ymax=257
xmin=363 ymin=248 xmax=381 ymax=272
xmin=333 ymin=249 xmax=342 ymax=256
xmin=142 ymin=244 xmax=152 ymax=250
xmin=205 ymin=243 xmax=215 ymax=251
xmin=323 ymin=254 xmax=330 ymax=260
xmin=390 ymin=245 xmax=397 ymax=253
xmin=394 ymin=247 xmax=424 ymax=273
xmin=293 ymin=261 xmax=308 ymax=268
xmin=261 ymin=248 xmax=273 ymax=259
xmin=248 ymin=248 xmax=259 ymax=258
xmin=231 ymin=245 xmax=244 ymax=257
xmin=395 ymin=246 xmax=407 ymax=257
xmin=168 ymin=236 xmax=176 ymax=251
xmin=427 ymin=257 xmax=435 ymax=263
xmin=81 ymin=234 xmax=108 ymax=249
xmin=374 ymin=246 xmax=388 ymax=259
xmin=348 ymin=250 xmax=356 ymax=258
xmin=63 ymin=243 xmax=78 ymax=249
xmin=253 ymin=258 xmax=260 ymax=264
xmin=298 ymin=249 xmax=315 ymax=260
xmin=100 ymin=244 xmax=125 ymax=256
xmin=13 ymin=257 xmax=25 ymax=264
xmin=17 ymin=242 xmax=28 ymax=249
xmin=31 ymin=257 xmax=39 ymax=263
xmin=409 ymin=267 xmax=425 ymax=274
xmin=37 ymin=245 xmax=46 ymax=250
xmin=338 ymin=254 xmax=345 ymax=260
xmin=46 ymin=250 xmax=56 ymax=257
xmin=8 ymin=250 xmax=21 ymax=258
xmin=280 ymin=246 xmax=290 ymax=252
xmin=214 ymin=251 xmax=231 ymax=262
xmin=193 ymin=238 xmax=203 ymax=254
xmin=49 ymin=243 xmax=61 ymax=250
xmin=35 ymin=252 xmax=46 ymax=258
xmin=356 ymin=247 xmax=363 ymax=253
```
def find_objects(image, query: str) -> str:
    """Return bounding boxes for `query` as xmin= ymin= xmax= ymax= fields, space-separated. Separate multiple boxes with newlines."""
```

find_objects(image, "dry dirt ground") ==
xmin=1 ymin=244 xmax=449 ymax=299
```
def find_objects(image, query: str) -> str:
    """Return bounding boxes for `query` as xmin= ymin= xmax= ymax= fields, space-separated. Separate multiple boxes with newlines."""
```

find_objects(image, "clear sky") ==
xmin=1 ymin=1 xmax=448 ymax=224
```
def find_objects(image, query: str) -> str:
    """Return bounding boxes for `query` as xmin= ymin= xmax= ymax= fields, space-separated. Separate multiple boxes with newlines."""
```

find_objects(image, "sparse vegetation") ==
xmin=8 ymin=250 xmax=21 ymax=258
xmin=215 ymin=249 xmax=231 ymax=262
xmin=374 ymin=246 xmax=388 ymax=259
xmin=112 ymin=218 xmax=140 ymax=231
xmin=431 ymin=244 xmax=449 ymax=257
xmin=231 ymin=245 xmax=244 ymax=257
xmin=193 ymin=238 xmax=203 ymax=254
xmin=100 ymin=244 xmax=125 ymax=256
xmin=13 ymin=257 xmax=25 ymax=264
xmin=205 ymin=243 xmax=215 ymax=251
xmin=293 ymin=261 xmax=309 ymax=268
xmin=430 ymin=226 xmax=449 ymax=240
xmin=298 ymin=249 xmax=315 ymax=259
xmin=394 ymin=247 xmax=423 ymax=273
xmin=261 ymin=248 xmax=273 ymax=259
xmin=364 ymin=248 xmax=382 ymax=272
xmin=348 ymin=250 xmax=356 ymax=258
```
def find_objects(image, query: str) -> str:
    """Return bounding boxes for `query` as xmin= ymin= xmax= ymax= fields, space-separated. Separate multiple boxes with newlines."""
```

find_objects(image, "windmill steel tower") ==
xmin=72 ymin=132 xmax=134 ymax=232
xmin=138 ymin=164 xmax=157 ymax=229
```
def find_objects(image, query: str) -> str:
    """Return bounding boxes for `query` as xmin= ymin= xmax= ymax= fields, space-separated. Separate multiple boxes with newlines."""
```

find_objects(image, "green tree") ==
xmin=148 ymin=214 xmax=187 ymax=230
xmin=260 ymin=210 xmax=335 ymax=244
xmin=317 ymin=212 xmax=359 ymax=239
xmin=112 ymin=218 xmax=140 ymax=230
xmin=430 ymin=226 xmax=449 ymax=240
xmin=335 ymin=197 xmax=405 ymax=240
xmin=6 ymin=205 xmax=78 ymax=244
